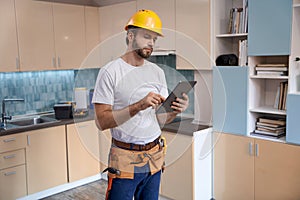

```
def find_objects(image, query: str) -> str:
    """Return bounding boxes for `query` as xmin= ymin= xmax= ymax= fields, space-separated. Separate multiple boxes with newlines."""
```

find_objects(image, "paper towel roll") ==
xmin=74 ymin=88 xmax=88 ymax=110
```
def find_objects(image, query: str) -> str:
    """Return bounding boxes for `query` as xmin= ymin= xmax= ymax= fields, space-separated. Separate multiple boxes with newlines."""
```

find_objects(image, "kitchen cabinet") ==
xmin=15 ymin=0 xmax=56 ymax=71
xmin=160 ymin=131 xmax=193 ymax=200
xmin=0 ymin=133 xmax=27 ymax=200
xmin=66 ymin=121 xmax=100 ymax=182
xmin=0 ymin=0 xmax=19 ymax=72
xmin=82 ymin=6 xmax=101 ymax=68
xmin=176 ymin=0 xmax=211 ymax=70
xmin=98 ymin=1 xmax=136 ymax=67
xmin=213 ymin=66 xmax=248 ymax=135
xmin=99 ymin=128 xmax=111 ymax=172
xmin=26 ymin=126 xmax=68 ymax=194
xmin=136 ymin=0 xmax=176 ymax=51
xmin=247 ymin=0 xmax=292 ymax=56
xmin=214 ymin=132 xmax=300 ymax=200
xmin=53 ymin=3 xmax=86 ymax=69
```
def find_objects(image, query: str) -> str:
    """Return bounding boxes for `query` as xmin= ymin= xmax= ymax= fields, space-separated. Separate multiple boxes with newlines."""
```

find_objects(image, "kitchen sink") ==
xmin=8 ymin=116 xmax=59 ymax=127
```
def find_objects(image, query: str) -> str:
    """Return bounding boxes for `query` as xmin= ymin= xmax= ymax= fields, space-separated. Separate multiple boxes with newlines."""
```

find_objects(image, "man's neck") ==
xmin=121 ymin=51 xmax=144 ymax=67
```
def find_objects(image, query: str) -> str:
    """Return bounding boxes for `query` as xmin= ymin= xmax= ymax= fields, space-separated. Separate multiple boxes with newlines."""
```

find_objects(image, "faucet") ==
xmin=1 ymin=98 xmax=25 ymax=130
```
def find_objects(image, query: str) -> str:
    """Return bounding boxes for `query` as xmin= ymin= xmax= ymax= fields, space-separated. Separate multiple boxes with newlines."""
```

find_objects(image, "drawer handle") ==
xmin=4 ymin=171 xmax=16 ymax=176
xmin=4 ymin=154 xmax=16 ymax=159
xmin=78 ymin=125 xmax=89 ymax=128
xmin=3 ymin=138 xmax=16 ymax=143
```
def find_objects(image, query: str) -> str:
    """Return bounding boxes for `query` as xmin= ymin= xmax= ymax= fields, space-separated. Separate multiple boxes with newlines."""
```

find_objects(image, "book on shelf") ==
xmin=252 ymin=130 xmax=285 ymax=138
xmin=256 ymin=121 xmax=284 ymax=128
xmin=256 ymin=127 xmax=285 ymax=134
xmin=258 ymin=117 xmax=286 ymax=126
xmin=228 ymin=4 xmax=248 ymax=34
xmin=256 ymin=71 xmax=286 ymax=76
xmin=238 ymin=39 xmax=248 ymax=66
xmin=274 ymin=81 xmax=288 ymax=110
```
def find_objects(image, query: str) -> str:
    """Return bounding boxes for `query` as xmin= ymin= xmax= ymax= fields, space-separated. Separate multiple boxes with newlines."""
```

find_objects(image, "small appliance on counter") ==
xmin=74 ymin=87 xmax=88 ymax=110
xmin=53 ymin=104 xmax=73 ymax=119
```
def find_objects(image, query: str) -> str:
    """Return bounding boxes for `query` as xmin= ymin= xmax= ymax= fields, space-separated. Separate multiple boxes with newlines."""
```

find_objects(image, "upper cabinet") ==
xmin=98 ymin=2 xmax=136 ymax=67
xmin=15 ymin=0 xmax=56 ymax=71
xmin=0 ymin=0 xmax=19 ymax=72
xmin=176 ymin=0 xmax=211 ymax=70
xmin=53 ymin=3 xmax=86 ymax=69
xmin=137 ymin=0 xmax=176 ymax=51
xmin=247 ymin=0 xmax=293 ymax=56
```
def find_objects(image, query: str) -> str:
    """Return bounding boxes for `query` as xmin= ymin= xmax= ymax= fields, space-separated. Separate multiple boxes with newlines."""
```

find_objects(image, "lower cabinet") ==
xmin=66 ymin=121 xmax=100 ymax=182
xmin=214 ymin=132 xmax=300 ymax=200
xmin=160 ymin=131 xmax=193 ymax=200
xmin=26 ymin=126 xmax=68 ymax=194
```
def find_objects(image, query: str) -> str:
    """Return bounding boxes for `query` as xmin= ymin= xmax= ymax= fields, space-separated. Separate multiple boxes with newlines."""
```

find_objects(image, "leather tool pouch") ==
xmin=108 ymin=144 xmax=165 ymax=179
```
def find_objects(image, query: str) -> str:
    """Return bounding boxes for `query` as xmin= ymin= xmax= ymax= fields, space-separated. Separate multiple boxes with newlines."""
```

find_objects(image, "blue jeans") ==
xmin=108 ymin=164 xmax=161 ymax=200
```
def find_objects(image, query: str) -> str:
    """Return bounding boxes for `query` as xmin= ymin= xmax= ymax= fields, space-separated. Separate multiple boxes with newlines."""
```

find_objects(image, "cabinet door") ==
xmin=176 ymin=0 xmax=211 ymax=70
xmin=98 ymin=2 xmax=136 ymax=67
xmin=82 ymin=6 xmax=100 ymax=68
xmin=160 ymin=131 xmax=193 ymax=200
xmin=53 ymin=3 xmax=86 ymax=69
xmin=287 ymin=93 xmax=300 ymax=145
xmin=26 ymin=126 xmax=67 ymax=194
xmin=15 ymin=0 xmax=56 ymax=71
xmin=213 ymin=66 xmax=248 ymax=135
xmin=213 ymin=133 xmax=254 ymax=200
xmin=0 ymin=165 xmax=27 ymax=200
xmin=137 ymin=0 xmax=175 ymax=51
xmin=248 ymin=0 xmax=292 ymax=56
xmin=67 ymin=121 xmax=100 ymax=182
xmin=0 ymin=0 xmax=19 ymax=72
xmin=255 ymin=139 xmax=300 ymax=200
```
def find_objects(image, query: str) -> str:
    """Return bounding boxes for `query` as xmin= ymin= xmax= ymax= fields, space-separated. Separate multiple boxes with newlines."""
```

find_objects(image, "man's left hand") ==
xmin=171 ymin=93 xmax=189 ymax=113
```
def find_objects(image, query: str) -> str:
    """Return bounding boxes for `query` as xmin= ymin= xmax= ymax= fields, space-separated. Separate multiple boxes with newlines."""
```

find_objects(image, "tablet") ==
xmin=156 ymin=81 xmax=197 ymax=114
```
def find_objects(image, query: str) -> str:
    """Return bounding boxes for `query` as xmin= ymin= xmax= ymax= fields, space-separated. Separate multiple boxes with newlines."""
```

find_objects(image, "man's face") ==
xmin=132 ymin=29 xmax=158 ymax=59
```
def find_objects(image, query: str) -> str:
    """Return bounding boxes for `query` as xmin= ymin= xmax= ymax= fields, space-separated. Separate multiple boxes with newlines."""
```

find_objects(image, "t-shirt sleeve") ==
xmin=92 ymin=67 xmax=114 ymax=105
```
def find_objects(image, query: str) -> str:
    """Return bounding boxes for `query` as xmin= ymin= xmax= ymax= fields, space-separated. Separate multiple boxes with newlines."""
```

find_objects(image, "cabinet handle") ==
xmin=58 ymin=56 xmax=61 ymax=67
xmin=3 ymin=138 xmax=16 ymax=143
xmin=27 ymin=135 xmax=31 ymax=146
xmin=3 ymin=154 xmax=16 ymax=159
xmin=16 ymin=57 xmax=20 ymax=70
xmin=255 ymin=143 xmax=259 ymax=157
xmin=248 ymin=142 xmax=253 ymax=156
xmin=52 ymin=57 xmax=57 ymax=68
xmin=4 ymin=171 xmax=16 ymax=176
xmin=78 ymin=125 xmax=89 ymax=128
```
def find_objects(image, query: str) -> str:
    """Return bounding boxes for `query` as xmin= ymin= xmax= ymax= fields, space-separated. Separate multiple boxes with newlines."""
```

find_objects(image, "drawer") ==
xmin=0 ymin=133 xmax=27 ymax=153
xmin=0 ymin=165 xmax=27 ymax=200
xmin=0 ymin=149 xmax=25 ymax=170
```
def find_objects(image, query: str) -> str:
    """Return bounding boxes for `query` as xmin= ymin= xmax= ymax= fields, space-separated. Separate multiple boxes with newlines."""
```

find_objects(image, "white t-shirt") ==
xmin=92 ymin=58 xmax=168 ymax=144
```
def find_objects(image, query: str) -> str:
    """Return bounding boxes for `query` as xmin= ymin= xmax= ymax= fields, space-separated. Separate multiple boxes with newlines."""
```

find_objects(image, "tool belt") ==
xmin=111 ymin=137 xmax=160 ymax=151
xmin=106 ymin=136 xmax=166 ymax=179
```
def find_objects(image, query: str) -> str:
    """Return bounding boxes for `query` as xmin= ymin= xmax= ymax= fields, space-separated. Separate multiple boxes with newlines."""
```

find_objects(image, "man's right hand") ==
xmin=139 ymin=92 xmax=165 ymax=110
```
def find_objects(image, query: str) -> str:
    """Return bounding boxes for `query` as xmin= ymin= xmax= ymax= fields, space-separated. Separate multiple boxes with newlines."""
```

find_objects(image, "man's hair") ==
xmin=126 ymin=25 xmax=139 ymax=45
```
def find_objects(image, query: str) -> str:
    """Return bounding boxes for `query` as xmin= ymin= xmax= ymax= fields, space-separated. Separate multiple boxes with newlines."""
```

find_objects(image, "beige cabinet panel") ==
xmin=0 ymin=133 xmax=26 ymax=153
xmin=82 ymin=6 xmax=100 ymax=68
xmin=0 ymin=165 xmax=27 ymax=200
xmin=53 ymin=3 xmax=86 ymax=69
xmin=0 ymin=0 xmax=19 ymax=72
xmin=255 ymin=139 xmax=300 ymax=200
xmin=99 ymin=129 xmax=111 ymax=172
xmin=160 ymin=131 xmax=193 ymax=200
xmin=98 ymin=2 xmax=136 ymax=67
xmin=15 ymin=0 xmax=56 ymax=71
xmin=67 ymin=121 xmax=100 ymax=182
xmin=213 ymin=133 xmax=254 ymax=200
xmin=0 ymin=149 xmax=25 ymax=170
xmin=176 ymin=0 xmax=211 ymax=70
xmin=26 ymin=126 xmax=67 ymax=194
xmin=136 ymin=0 xmax=176 ymax=51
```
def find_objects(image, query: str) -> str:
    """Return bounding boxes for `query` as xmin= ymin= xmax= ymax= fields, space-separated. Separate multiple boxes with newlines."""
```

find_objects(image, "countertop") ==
xmin=0 ymin=111 xmax=210 ymax=137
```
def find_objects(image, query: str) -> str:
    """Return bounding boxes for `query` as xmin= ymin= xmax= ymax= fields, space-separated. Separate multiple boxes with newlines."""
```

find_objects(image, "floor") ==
xmin=41 ymin=179 xmax=171 ymax=200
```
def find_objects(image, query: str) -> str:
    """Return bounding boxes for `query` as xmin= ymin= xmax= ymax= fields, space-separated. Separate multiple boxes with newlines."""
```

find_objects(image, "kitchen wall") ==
xmin=0 ymin=56 xmax=194 ymax=117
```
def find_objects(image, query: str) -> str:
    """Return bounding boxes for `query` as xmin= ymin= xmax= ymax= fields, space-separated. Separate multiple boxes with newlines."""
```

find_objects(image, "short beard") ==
xmin=135 ymin=48 xmax=152 ymax=59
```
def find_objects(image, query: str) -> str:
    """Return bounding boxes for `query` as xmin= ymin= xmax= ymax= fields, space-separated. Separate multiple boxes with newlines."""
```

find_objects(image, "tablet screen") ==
xmin=156 ymin=81 xmax=197 ymax=114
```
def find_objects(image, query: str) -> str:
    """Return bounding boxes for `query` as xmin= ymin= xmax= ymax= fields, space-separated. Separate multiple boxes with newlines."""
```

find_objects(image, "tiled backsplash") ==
xmin=0 ymin=55 xmax=194 ymax=117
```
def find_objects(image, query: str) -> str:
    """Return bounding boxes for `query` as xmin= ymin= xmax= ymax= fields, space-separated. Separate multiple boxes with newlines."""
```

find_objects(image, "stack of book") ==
xmin=253 ymin=117 xmax=286 ymax=138
xmin=274 ymin=81 xmax=288 ymax=110
xmin=228 ymin=0 xmax=248 ymax=34
xmin=238 ymin=39 xmax=248 ymax=66
xmin=255 ymin=64 xmax=288 ymax=77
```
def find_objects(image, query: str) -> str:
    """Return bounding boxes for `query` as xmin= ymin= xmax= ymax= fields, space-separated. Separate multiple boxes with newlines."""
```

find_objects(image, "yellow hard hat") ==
xmin=125 ymin=9 xmax=163 ymax=36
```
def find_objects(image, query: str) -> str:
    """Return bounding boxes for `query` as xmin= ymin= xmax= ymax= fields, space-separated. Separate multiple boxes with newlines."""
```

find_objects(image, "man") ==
xmin=92 ymin=10 xmax=189 ymax=200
